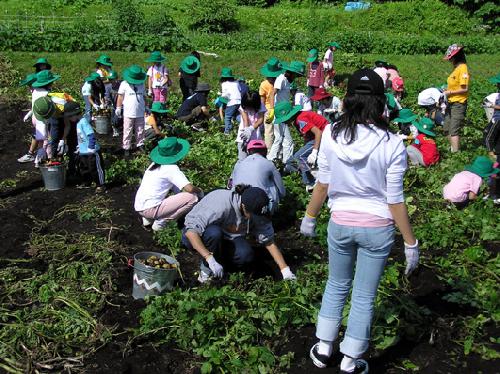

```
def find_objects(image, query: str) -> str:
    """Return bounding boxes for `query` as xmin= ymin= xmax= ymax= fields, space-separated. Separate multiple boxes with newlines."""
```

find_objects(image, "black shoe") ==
xmin=309 ymin=343 xmax=331 ymax=369
xmin=124 ymin=150 xmax=130 ymax=157
xmin=340 ymin=359 xmax=369 ymax=374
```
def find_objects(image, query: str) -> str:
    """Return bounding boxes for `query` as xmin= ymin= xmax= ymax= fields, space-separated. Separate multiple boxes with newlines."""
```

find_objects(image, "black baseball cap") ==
xmin=347 ymin=69 xmax=385 ymax=96
xmin=241 ymin=187 xmax=270 ymax=216
xmin=63 ymin=101 xmax=81 ymax=117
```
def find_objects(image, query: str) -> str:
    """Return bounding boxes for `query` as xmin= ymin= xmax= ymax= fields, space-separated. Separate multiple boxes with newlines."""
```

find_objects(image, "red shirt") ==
xmin=295 ymin=111 xmax=329 ymax=142
xmin=411 ymin=134 xmax=439 ymax=166
xmin=308 ymin=61 xmax=325 ymax=88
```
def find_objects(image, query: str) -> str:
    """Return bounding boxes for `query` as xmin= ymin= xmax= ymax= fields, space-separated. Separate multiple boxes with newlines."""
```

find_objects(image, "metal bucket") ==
xmin=39 ymin=164 xmax=66 ymax=191
xmin=131 ymin=251 xmax=179 ymax=300
xmin=95 ymin=115 xmax=110 ymax=135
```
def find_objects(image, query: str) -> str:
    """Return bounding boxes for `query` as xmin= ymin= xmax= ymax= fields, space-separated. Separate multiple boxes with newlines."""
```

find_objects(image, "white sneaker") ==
xmin=18 ymin=153 xmax=35 ymax=163
xmin=197 ymin=270 xmax=212 ymax=283
xmin=142 ymin=217 xmax=153 ymax=227
xmin=306 ymin=183 xmax=316 ymax=193
xmin=493 ymin=198 xmax=500 ymax=205
xmin=152 ymin=219 xmax=167 ymax=231
xmin=112 ymin=128 xmax=120 ymax=137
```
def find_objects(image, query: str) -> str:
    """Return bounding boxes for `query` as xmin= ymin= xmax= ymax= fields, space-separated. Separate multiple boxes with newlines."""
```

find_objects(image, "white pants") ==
xmin=267 ymin=123 xmax=294 ymax=163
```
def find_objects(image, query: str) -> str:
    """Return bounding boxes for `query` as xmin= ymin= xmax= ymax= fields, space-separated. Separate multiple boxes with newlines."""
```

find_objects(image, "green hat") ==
xmin=489 ymin=73 xmax=500 ymax=84
xmin=150 ymin=137 xmax=190 ymax=165
xmin=32 ymin=70 xmax=61 ymax=88
xmin=33 ymin=96 xmax=55 ymax=121
xmin=274 ymin=101 xmax=302 ymax=124
xmin=146 ymin=51 xmax=166 ymax=63
xmin=85 ymin=72 xmax=100 ymax=82
xmin=385 ymin=93 xmax=396 ymax=110
xmin=259 ymin=57 xmax=284 ymax=78
xmin=220 ymin=67 xmax=234 ymax=79
xmin=150 ymin=101 xmax=170 ymax=114
xmin=180 ymin=55 xmax=200 ymax=74
xmin=107 ymin=70 xmax=118 ymax=80
xmin=307 ymin=48 xmax=319 ymax=63
xmin=374 ymin=60 xmax=388 ymax=67
xmin=282 ymin=61 xmax=306 ymax=76
xmin=219 ymin=97 xmax=229 ymax=105
xmin=464 ymin=156 xmax=500 ymax=178
xmin=122 ymin=65 xmax=147 ymax=85
xmin=95 ymin=54 xmax=113 ymax=67
xmin=414 ymin=117 xmax=436 ymax=137
xmin=20 ymin=73 xmax=37 ymax=87
xmin=33 ymin=57 xmax=52 ymax=70
xmin=393 ymin=109 xmax=417 ymax=124
xmin=328 ymin=42 xmax=341 ymax=49
xmin=237 ymin=76 xmax=246 ymax=82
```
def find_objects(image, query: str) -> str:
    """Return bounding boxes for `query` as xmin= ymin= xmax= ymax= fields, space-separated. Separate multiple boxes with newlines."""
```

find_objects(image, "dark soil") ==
xmin=1 ymin=102 xmax=498 ymax=373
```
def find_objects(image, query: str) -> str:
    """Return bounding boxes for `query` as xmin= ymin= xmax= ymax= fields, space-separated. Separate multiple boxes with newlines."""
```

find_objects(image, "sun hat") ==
xmin=220 ymin=67 xmax=235 ymax=79
xmin=85 ymin=72 xmax=100 ymax=82
xmin=385 ymin=93 xmax=397 ymax=110
xmin=238 ymin=76 xmax=246 ymax=82
xmin=274 ymin=101 xmax=302 ymax=124
xmin=63 ymin=101 xmax=81 ymax=117
xmin=414 ymin=117 xmax=436 ymax=137
xmin=180 ymin=55 xmax=200 ymax=74
xmin=488 ymin=73 xmax=500 ymax=84
xmin=310 ymin=87 xmax=332 ymax=101
xmin=328 ymin=42 xmax=341 ymax=49
xmin=443 ymin=44 xmax=463 ymax=60
xmin=107 ymin=70 xmax=118 ymax=80
xmin=247 ymin=139 xmax=267 ymax=151
xmin=392 ymin=76 xmax=404 ymax=92
xmin=194 ymin=82 xmax=211 ymax=92
xmin=33 ymin=96 xmax=55 ymax=121
xmin=281 ymin=61 xmax=306 ymax=76
xmin=20 ymin=73 xmax=37 ymax=87
xmin=150 ymin=101 xmax=170 ymax=114
xmin=146 ymin=51 xmax=167 ymax=63
xmin=95 ymin=54 xmax=113 ymax=67
xmin=307 ymin=48 xmax=319 ymax=63
xmin=32 ymin=70 xmax=61 ymax=88
xmin=464 ymin=156 xmax=500 ymax=178
xmin=393 ymin=108 xmax=418 ymax=124
xmin=259 ymin=57 xmax=283 ymax=78
xmin=150 ymin=137 xmax=190 ymax=165
xmin=241 ymin=187 xmax=270 ymax=216
xmin=347 ymin=68 xmax=385 ymax=96
xmin=122 ymin=65 xmax=147 ymax=85
xmin=374 ymin=60 xmax=388 ymax=67
xmin=33 ymin=57 xmax=52 ymax=70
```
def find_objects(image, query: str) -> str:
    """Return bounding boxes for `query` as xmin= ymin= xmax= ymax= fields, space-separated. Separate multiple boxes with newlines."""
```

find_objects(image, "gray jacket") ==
xmin=184 ymin=189 xmax=274 ymax=244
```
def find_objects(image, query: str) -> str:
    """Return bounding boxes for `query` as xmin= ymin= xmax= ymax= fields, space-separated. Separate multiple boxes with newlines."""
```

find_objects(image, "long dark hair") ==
xmin=241 ymin=91 xmax=261 ymax=112
xmin=332 ymin=93 xmax=389 ymax=144
xmin=234 ymin=184 xmax=251 ymax=195
xmin=451 ymin=49 xmax=467 ymax=65
xmin=91 ymin=78 xmax=105 ymax=103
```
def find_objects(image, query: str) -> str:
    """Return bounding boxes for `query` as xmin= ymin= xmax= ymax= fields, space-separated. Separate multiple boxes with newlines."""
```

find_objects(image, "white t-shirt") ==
xmin=81 ymin=81 xmax=91 ymax=96
xmin=134 ymin=163 xmax=190 ymax=211
xmin=236 ymin=103 xmax=266 ymax=143
xmin=294 ymin=92 xmax=312 ymax=111
xmin=274 ymin=74 xmax=291 ymax=104
xmin=221 ymin=81 xmax=242 ymax=106
xmin=118 ymin=81 xmax=146 ymax=118
xmin=147 ymin=65 xmax=169 ymax=88
xmin=418 ymin=88 xmax=444 ymax=106
xmin=31 ymin=88 xmax=50 ymax=128
xmin=323 ymin=49 xmax=333 ymax=70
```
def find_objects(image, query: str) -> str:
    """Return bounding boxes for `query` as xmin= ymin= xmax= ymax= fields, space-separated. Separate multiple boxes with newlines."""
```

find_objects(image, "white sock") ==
xmin=317 ymin=340 xmax=333 ymax=356
xmin=340 ymin=356 xmax=356 ymax=372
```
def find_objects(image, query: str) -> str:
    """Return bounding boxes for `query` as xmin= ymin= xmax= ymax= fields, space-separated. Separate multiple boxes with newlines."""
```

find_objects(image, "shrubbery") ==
xmin=189 ymin=0 xmax=240 ymax=33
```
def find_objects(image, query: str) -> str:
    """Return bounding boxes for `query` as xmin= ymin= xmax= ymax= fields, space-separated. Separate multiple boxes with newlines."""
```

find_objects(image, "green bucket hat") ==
xmin=307 ymin=48 xmax=319 ymax=63
xmin=33 ymin=96 xmax=55 ymax=121
xmin=464 ymin=156 xmax=500 ymax=178
xmin=32 ymin=70 xmax=61 ymax=88
xmin=33 ymin=57 xmax=52 ymax=70
xmin=274 ymin=101 xmax=302 ymax=124
xmin=220 ymin=67 xmax=234 ymax=79
xmin=85 ymin=72 xmax=101 ymax=82
xmin=150 ymin=101 xmax=170 ymax=114
xmin=393 ymin=108 xmax=417 ymax=124
xmin=20 ymin=73 xmax=37 ymax=87
xmin=260 ymin=57 xmax=283 ymax=78
xmin=180 ymin=55 xmax=200 ymax=74
xmin=95 ymin=54 xmax=113 ymax=67
xmin=385 ymin=93 xmax=396 ymax=110
xmin=146 ymin=51 xmax=167 ymax=63
xmin=122 ymin=65 xmax=147 ymax=85
xmin=414 ymin=117 xmax=436 ymax=137
xmin=107 ymin=70 xmax=118 ymax=80
xmin=282 ymin=61 xmax=306 ymax=76
xmin=488 ymin=73 xmax=500 ymax=84
xmin=150 ymin=137 xmax=190 ymax=165
xmin=328 ymin=42 xmax=341 ymax=49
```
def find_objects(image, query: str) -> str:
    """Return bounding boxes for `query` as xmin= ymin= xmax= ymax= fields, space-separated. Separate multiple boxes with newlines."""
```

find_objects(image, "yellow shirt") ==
xmin=447 ymin=63 xmax=469 ymax=104
xmin=259 ymin=80 xmax=274 ymax=110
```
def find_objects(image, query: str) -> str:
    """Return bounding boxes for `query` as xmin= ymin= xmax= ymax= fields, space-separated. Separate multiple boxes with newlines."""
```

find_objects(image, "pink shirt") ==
xmin=443 ymin=171 xmax=483 ymax=203
xmin=332 ymin=211 xmax=393 ymax=227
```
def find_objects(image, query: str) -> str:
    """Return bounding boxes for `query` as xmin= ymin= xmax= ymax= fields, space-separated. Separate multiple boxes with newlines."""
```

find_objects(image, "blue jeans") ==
xmin=284 ymin=140 xmax=315 ymax=185
xmin=316 ymin=220 xmax=394 ymax=358
xmin=224 ymin=104 xmax=240 ymax=134
xmin=181 ymin=225 xmax=254 ymax=275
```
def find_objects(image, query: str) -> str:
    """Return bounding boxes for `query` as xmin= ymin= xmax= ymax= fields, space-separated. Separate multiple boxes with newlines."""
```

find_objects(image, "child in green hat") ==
xmin=259 ymin=57 xmax=283 ymax=150
xmin=18 ymin=74 xmax=42 ymax=164
xmin=33 ymin=57 xmax=51 ymax=73
xmin=406 ymin=118 xmax=440 ymax=167
xmin=146 ymin=51 xmax=170 ymax=103
xmin=444 ymin=156 xmax=500 ymax=207
xmin=178 ymin=51 xmax=201 ymax=101
xmin=145 ymin=101 xmax=172 ymax=141
xmin=220 ymin=67 xmax=242 ymax=135
xmin=95 ymin=54 xmax=113 ymax=80
xmin=306 ymin=48 xmax=325 ymax=97
xmin=392 ymin=108 xmax=418 ymax=139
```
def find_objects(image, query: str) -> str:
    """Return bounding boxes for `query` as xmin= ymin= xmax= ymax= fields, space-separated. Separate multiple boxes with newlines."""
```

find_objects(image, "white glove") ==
xmin=404 ymin=240 xmax=419 ymax=276
xmin=57 ymin=139 xmax=68 ymax=155
xmin=148 ymin=89 xmax=152 ymax=97
xmin=99 ymin=103 xmax=105 ymax=110
xmin=241 ymin=126 xmax=254 ymax=142
xmin=206 ymin=255 xmax=224 ymax=278
xmin=484 ymin=101 xmax=493 ymax=108
xmin=281 ymin=266 xmax=296 ymax=280
xmin=307 ymin=149 xmax=318 ymax=165
xmin=87 ymin=148 xmax=96 ymax=154
xmin=93 ymin=104 xmax=99 ymax=111
xmin=397 ymin=132 xmax=409 ymax=140
xmin=23 ymin=111 xmax=32 ymax=123
xmin=300 ymin=215 xmax=317 ymax=237
xmin=115 ymin=107 xmax=122 ymax=118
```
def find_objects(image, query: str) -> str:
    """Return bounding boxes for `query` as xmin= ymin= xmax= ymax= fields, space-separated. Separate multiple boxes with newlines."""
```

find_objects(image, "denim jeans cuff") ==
xmin=316 ymin=314 xmax=341 ymax=342
xmin=339 ymin=334 xmax=369 ymax=358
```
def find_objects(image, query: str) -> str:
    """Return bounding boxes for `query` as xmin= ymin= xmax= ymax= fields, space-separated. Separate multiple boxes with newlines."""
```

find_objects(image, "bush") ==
xmin=111 ymin=0 xmax=145 ymax=33
xmin=189 ymin=0 xmax=239 ymax=33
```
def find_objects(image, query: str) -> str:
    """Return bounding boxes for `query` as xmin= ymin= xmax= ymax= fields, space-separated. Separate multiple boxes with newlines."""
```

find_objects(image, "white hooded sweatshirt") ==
xmin=317 ymin=123 xmax=407 ymax=219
